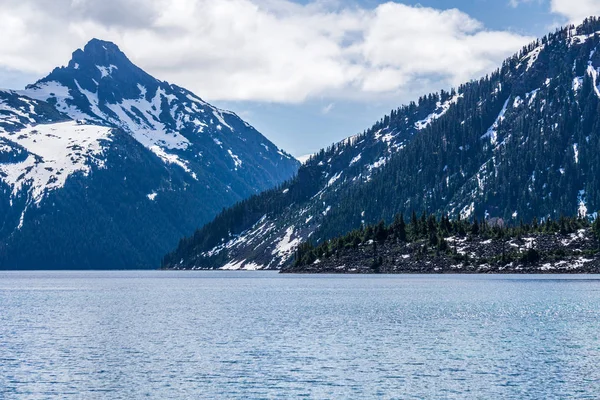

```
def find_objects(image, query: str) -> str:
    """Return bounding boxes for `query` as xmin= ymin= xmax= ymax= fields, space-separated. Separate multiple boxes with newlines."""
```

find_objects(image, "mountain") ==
xmin=163 ymin=18 xmax=600 ymax=271
xmin=0 ymin=39 xmax=299 ymax=269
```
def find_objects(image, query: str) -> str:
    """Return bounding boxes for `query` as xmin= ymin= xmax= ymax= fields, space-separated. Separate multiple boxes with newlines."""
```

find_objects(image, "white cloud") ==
xmin=509 ymin=0 xmax=599 ymax=23
xmin=0 ymin=0 xmax=533 ymax=103
xmin=321 ymin=102 xmax=335 ymax=114
xmin=508 ymin=0 xmax=541 ymax=8
xmin=550 ymin=0 xmax=600 ymax=23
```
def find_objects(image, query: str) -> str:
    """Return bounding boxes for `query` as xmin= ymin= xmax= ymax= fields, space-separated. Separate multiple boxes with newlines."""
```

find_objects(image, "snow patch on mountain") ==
xmin=0 ymin=96 xmax=36 ymax=125
xmin=570 ymin=30 xmax=600 ymax=45
xmin=149 ymin=145 xmax=195 ymax=179
xmin=513 ymin=96 xmax=523 ymax=108
xmin=271 ymin=226 xmax=302 ymax=265
xmin=341 ymin=133 xmax=361 ymax=146
xmin=368 ymin=157 xmax=387 ymax=171
xmin=481 ymin=97 xmax=510 ymax=145
xmin=527 ymin=88 xmax=540 ymax=105
xmin=0 ymin=121 xmax=112 ymax=204
xmin=578 ymin=190 xmax=588 ymax=218
xmin=22 ymin=82 xmax=95 ymax=122
xmin=202 ymin=215 xmax=275 ymax=258
xmin=460 ymin=202 xmax=475 ymax=220
xmin=586 ymin=63 xmax=600 ymax=98
xmin=220 ymin=259 xmax=264 ymax=271
xmin=524 ymin=45 xmax=544 ymax=71
xmin=573 ymin=77 xmax=584 ymax=92
xmin=97 ymin=64 xmax=118 ymax=78
xmin=228 ymin=149 xmax=242 ymax=170
xmin=327 ymin=171 xmax=343 ymax=187
xmin=415 ymin=93 xmax=462 ymax=130
xmin=212 ymin=110 xmax=234 ymax=131
xmin=349 ymin=153 xmax=362 ymax=166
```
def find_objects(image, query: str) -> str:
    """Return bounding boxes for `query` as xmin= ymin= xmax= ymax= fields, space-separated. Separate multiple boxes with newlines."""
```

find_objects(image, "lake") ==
xmin=1 ymin=271 xmax=600 ymax=399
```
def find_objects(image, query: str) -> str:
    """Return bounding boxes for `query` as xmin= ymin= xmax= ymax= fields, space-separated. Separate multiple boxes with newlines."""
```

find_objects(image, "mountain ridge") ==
xmin=163 ymin=17 xmax=600 ymax=271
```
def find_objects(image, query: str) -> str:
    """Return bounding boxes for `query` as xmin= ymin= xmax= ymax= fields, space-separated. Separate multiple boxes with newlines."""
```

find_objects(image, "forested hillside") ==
xmin=163 ymin=18 xmax=600 ymax=271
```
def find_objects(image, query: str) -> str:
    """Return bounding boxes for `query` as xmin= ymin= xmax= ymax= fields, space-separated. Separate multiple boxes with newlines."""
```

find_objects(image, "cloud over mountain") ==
xmin=509 ymin=0 xmax=600 ymax=23
xmin=0 ymin=0 xmax=532 ymax=103
xmin=550 ymin=0 xmax=600 ymax=22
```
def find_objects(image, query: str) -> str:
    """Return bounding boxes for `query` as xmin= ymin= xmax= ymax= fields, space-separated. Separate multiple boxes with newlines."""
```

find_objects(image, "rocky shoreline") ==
xmin=281 ymin=229 xmax=600 ymax=274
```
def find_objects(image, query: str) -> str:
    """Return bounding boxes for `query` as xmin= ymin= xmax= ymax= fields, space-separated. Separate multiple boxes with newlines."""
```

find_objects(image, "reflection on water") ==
xmin=1 ymin=271 xmax=600 ymax=399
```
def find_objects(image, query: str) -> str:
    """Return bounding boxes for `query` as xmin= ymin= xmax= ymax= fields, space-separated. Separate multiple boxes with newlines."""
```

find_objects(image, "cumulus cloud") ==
xmin=550 ymin=0 xmax=600 ymax=22
xmin=0 ymin=0 xmax=533 ymax=103
xmin=510 ymin=0 xmax=599 ymax=23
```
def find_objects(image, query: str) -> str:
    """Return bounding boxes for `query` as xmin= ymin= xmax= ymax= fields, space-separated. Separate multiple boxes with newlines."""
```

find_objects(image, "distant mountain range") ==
xmin=163 ymin=17 xmax=600 ymax=271
xmin=0 ymin=39 xmax=299 ymax=269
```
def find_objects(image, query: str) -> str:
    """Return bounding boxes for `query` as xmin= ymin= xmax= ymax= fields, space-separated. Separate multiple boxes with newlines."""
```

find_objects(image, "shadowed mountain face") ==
xmin=163 ymin=18 xmax=600 ymax=271
xmin=0 ymin=39 xmax=299 ymax=269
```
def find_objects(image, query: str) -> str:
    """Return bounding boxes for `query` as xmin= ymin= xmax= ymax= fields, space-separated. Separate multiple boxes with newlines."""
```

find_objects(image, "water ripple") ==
xmin=1 ymin=271 xmax=600 ymax=399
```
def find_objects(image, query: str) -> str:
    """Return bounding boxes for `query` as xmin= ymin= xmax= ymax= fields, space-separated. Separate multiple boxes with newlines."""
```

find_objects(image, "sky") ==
xmin=0 ymin=0 xmax=599 ymax=158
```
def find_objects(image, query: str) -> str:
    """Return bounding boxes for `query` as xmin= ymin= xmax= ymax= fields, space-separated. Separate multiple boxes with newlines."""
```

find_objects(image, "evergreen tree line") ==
xmin=294 ymin=213 xmax=600 ymax=267
xmin=316 ymin=17 xmax=600 ymax=241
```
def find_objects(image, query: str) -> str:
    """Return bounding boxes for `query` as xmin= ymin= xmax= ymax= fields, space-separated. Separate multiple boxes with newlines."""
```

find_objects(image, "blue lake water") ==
xmin=1 ymin=271 xmax=600 ymax=399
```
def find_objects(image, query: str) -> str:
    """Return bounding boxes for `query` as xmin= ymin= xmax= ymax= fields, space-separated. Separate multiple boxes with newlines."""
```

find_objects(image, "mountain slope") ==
xmin=0 ymin=39 xmax=299 ymax=269
xmin=22 ymin=39 xmax=297 ymax=195
xmin=163 ymin=18 xmax=600 ymax=271
xmin=162 ymin=89 xmax=460 ymax=269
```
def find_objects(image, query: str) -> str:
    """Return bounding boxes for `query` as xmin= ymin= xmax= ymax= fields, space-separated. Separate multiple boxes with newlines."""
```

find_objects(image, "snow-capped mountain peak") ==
xmin=0 ymin=39 xmax=299 ymax=269
xmin=21 ymin=39 xmax=295 ymax=180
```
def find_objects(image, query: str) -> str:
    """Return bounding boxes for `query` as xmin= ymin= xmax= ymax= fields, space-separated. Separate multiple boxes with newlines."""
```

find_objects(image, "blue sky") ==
xmin=213 ymin=0 xmax=560 ymax=157
xmin=0 ymin=0 xmax=596 ymax=158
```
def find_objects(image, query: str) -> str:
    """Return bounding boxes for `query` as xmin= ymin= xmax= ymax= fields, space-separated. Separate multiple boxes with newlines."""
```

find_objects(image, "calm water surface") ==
xmin=1 ymin=271 xmax=600 ymax=399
